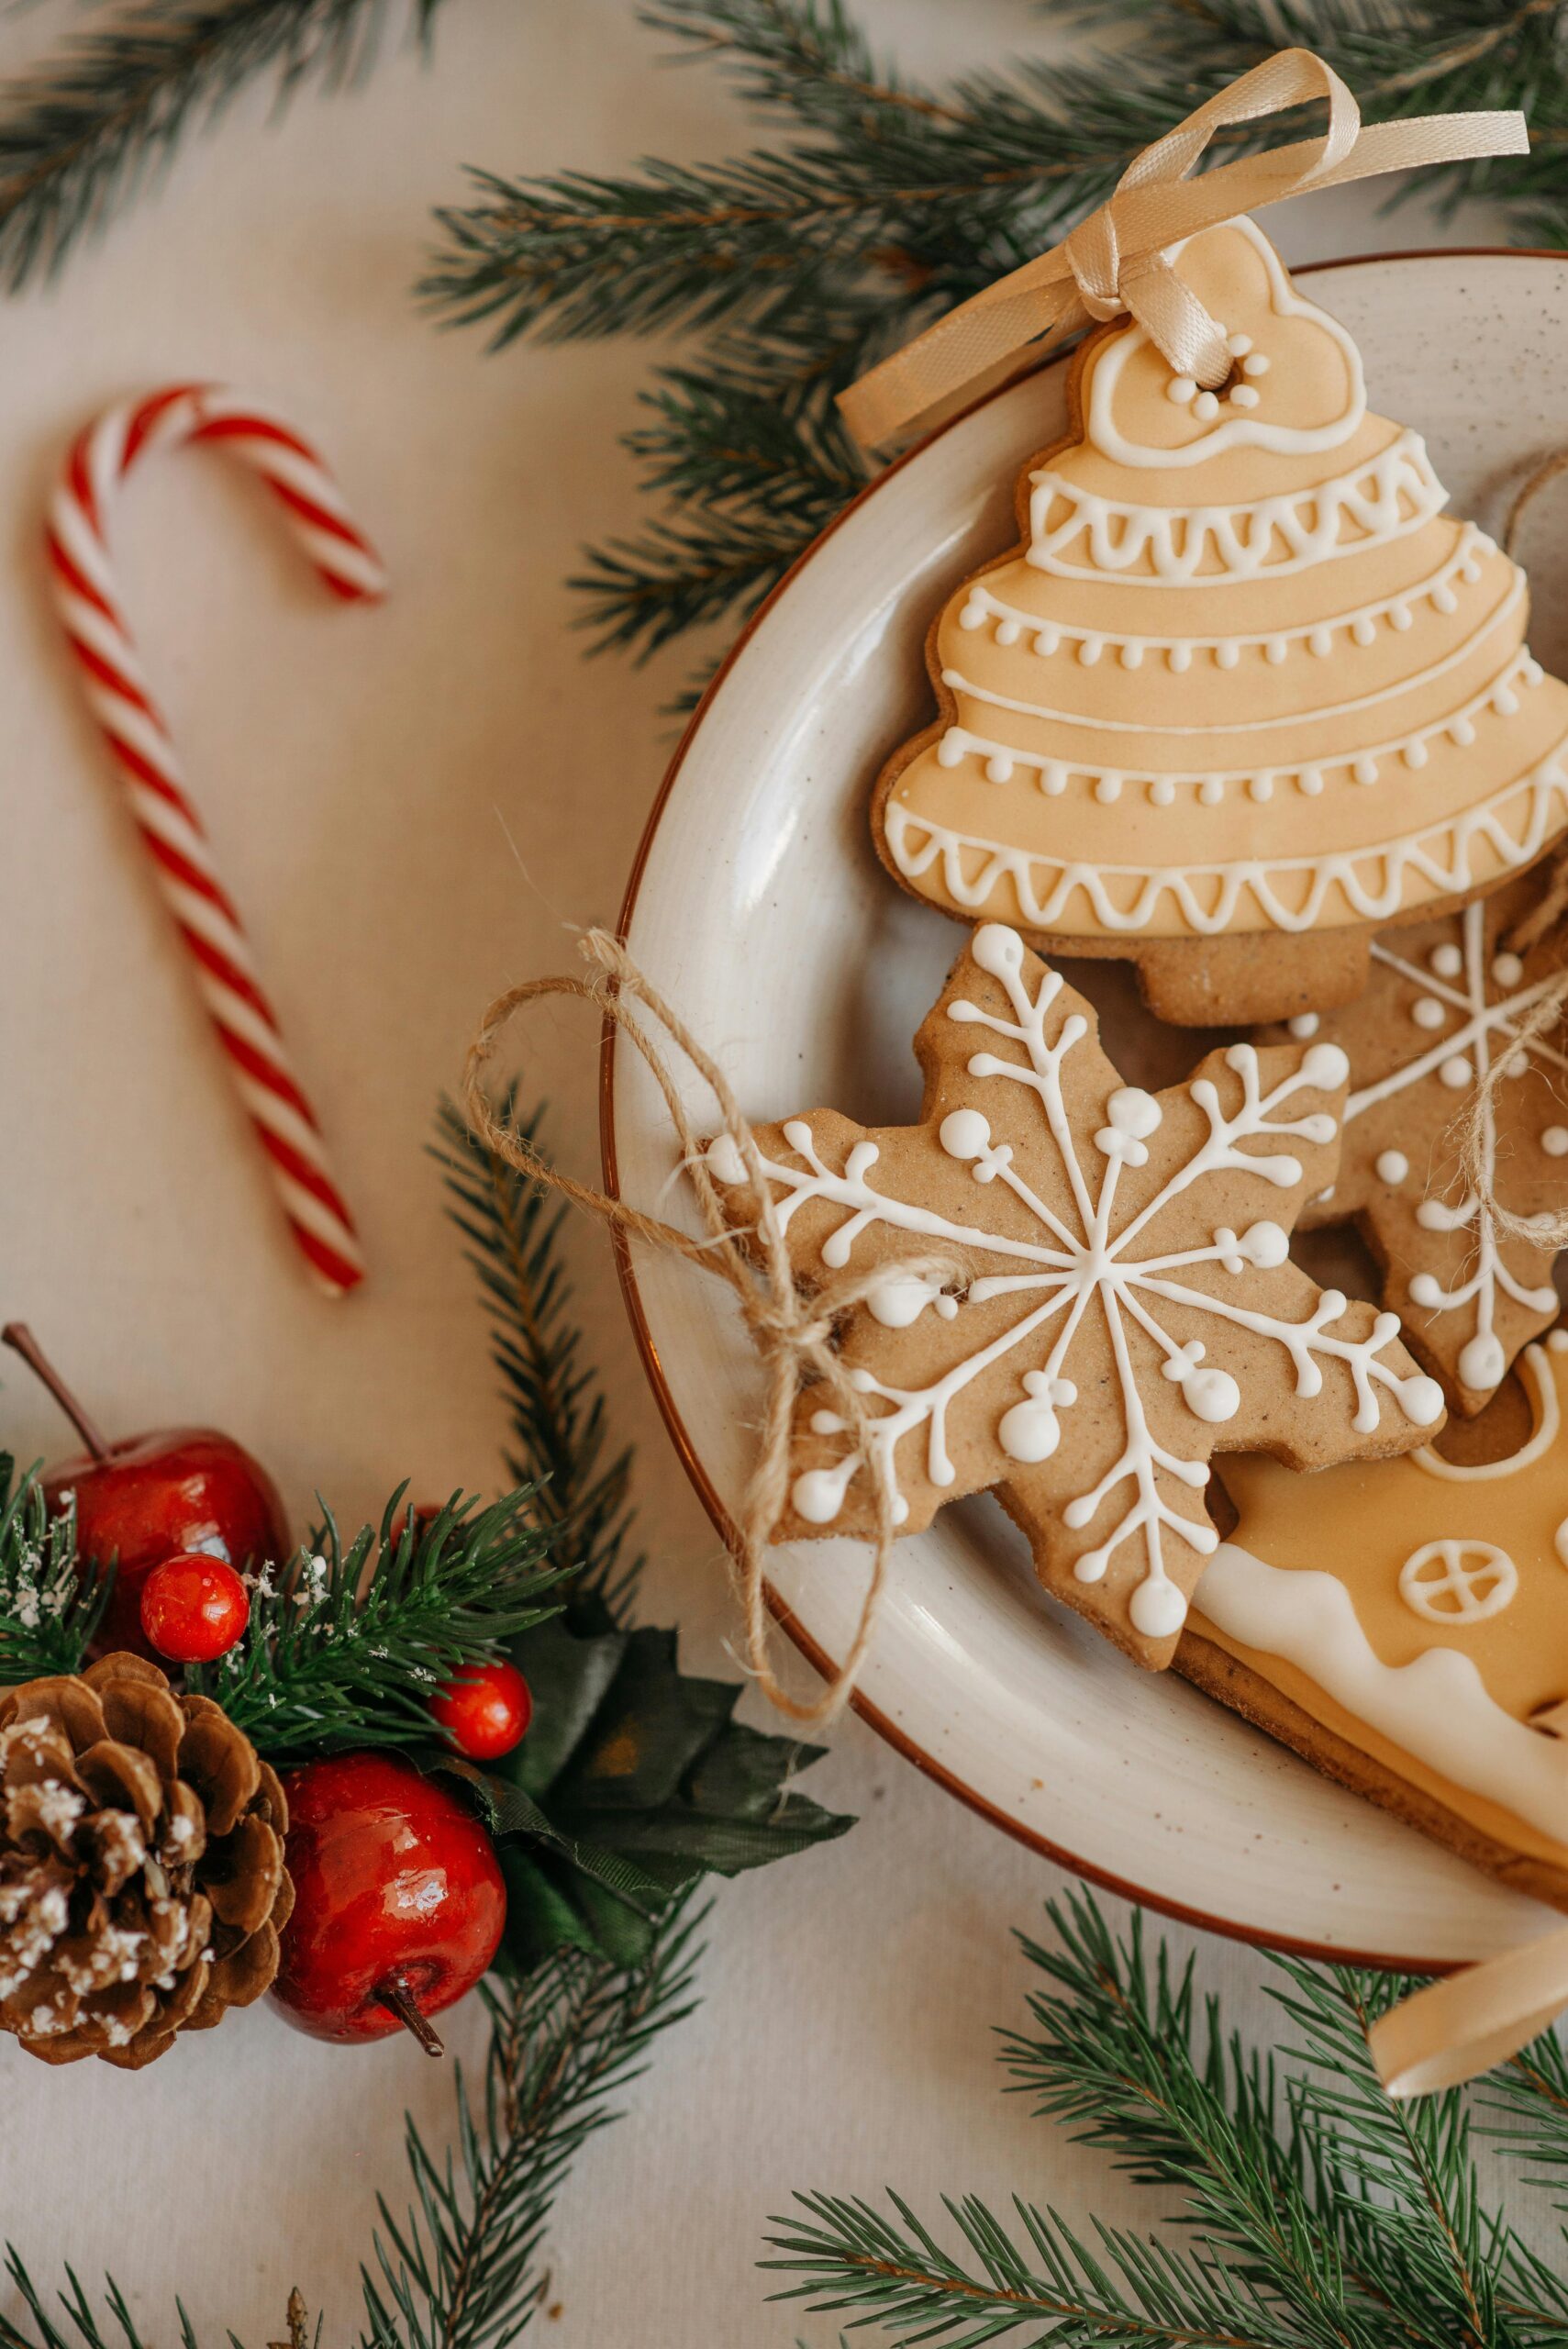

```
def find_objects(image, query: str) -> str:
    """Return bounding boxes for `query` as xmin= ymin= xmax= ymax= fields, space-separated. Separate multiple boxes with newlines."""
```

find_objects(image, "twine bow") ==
xmin=838 ymin=48 xmax=1528 ymax=451
xmin=463 ymin=930 xmax=961 ymax=1727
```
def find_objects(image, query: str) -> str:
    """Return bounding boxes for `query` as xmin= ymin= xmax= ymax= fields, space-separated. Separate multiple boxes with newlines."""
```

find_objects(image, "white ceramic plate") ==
xmin=606 ymin=250 xmax=1568 ymax=1965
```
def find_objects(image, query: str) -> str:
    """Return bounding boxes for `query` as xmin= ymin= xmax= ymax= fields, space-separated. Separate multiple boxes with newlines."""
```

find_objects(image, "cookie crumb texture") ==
xmin=873 ymin=218 xmax=1568 ymax=1024
xmin=704 ymin=922 xmax=1441 ymax=1669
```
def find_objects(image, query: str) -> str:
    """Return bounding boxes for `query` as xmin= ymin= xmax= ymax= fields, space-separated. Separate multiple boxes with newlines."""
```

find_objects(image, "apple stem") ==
xmin=377 ymin=1972 xmax=444 ymax=2058
xmin=1 ymin=1324 xmax=112 ymax=1462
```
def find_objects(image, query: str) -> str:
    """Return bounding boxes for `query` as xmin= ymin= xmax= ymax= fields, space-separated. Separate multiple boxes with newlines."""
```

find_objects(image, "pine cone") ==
xmin=0 ymin=1653 xmax=291 ymax=2068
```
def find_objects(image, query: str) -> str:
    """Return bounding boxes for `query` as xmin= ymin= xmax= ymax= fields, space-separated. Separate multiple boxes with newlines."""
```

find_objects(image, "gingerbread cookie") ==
xmin=1263 ymin=873 xmax=1568 ymax=1413
xmin=703 ymin=922 xmax=1444 ymax=1669
xmin=872 ymin=216 xmax=1568 ymax=1026
xmin=1187 ymin=1334 xmax=1568 ymax=1909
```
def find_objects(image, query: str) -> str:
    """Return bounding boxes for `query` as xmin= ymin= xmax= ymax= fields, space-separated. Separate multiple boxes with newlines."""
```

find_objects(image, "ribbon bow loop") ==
xmin=837 ymin=48 xmax=1527 ymax=451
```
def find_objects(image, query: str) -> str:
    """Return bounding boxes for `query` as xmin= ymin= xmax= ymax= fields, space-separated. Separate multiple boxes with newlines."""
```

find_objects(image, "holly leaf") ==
xmin=488 ymin=1592 xmax=853 ymax=1966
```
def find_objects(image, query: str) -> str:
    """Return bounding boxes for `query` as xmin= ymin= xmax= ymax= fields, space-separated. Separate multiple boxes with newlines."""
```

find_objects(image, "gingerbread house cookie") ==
xmin=1187 ymin=1334 xmax=1568 ymax=1909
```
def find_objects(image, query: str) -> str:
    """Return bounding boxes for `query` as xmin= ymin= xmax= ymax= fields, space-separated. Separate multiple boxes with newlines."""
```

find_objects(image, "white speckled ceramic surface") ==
xmin=610 ymin=250 xmax=1568 ymax=1965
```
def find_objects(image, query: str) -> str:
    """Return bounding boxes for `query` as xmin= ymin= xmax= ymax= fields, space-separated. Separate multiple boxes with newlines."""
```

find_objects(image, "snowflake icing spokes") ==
xmin=706 ymin=924 xmax=1444 ymax=1652
xmin=1286 ymin=885 xmax=1568 ymax=1405
xmin=1360 ymin=902 xmax=1562 ymax=1391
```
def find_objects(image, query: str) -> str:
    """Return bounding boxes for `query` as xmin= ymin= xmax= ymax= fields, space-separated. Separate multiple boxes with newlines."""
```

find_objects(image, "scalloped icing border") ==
xmin=884 ymin=757 xmax=1568 ymax=938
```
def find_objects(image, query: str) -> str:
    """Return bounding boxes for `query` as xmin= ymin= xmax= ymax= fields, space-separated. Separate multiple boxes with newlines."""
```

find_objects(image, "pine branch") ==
xmin=434 ymin=1096 xmax=639 ymax=1609
xmin=0 ymin=0 xmax=450 ymax=292
xmin=0 ymin=1460 xmax=107 ymax=1683
xmin=428 ymin=0 xmax=1568 ymax=666
xmin=360 ymin=1903 xmax=703 ymax=2349
xmin=0 ymin=2251 xmax=197 ymax=2349
xmin=1265 ymin=1960 xmax=1498 ymax=2343
xmin=771 ymin=1888 xmax=1568 ymax=2348
xmin=200 ymin=1484 xmax=568 ymax=1763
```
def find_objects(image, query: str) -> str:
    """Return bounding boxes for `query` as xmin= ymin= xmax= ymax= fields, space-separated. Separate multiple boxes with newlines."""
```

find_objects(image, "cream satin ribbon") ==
xmin=1369 ymin=1922 xmax=1568 ymax=2098
xmin=838 ymin=48 xmax=1528 ymax=451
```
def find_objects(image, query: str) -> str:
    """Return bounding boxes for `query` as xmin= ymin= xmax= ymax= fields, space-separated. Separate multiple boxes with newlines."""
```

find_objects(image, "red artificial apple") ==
xmin=270 ymin=1752 xmax=506 ymax=2053
xmin=2 ymin=1323 xmax=288 ymax=1657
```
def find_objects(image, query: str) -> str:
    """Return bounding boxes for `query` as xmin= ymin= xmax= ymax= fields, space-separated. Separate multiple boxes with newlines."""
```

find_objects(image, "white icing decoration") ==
xmin=1431 ymin=943 xmax=1463 ymax=979
xmin=940 ymin=577 xmax=1520 ymax=744
xmin=1376 ymin=1151 xmax=1408 ymax=1185
xmin=1398 ymin=1537 xmax=1518 ymax=1625
xmin=929 ymin=643 xmax=1534 ymax=807
xmin=741 ymin=928 xmax=1439 ymax=1638
xmin=884 ymin=757 xmax=1568 ymax=938
xmin=1494 ymin=951 xmax=1525 ymax=986
xmin=1085 ymin=219 xmax=1365 ymax=469
xmin=1167 ymin=376 xmax=1196 ymax=406
xmin=868 ymin=1273 xmax=958 ymax=1329
xmin=1194 ymin=1543 xmax=1568 ymax=1844
xmin=1242 ymin=352 xmax=1270 ymax=376
xmin=1412 ymin=1339 xmax=1564 ymax=1480
xmin=1028 ymin=429 xmax=1444 ymax=585
xmin=1229 ymin=385 xmax=1261 ymax=409
xmin=1288 ymin=1014 xmax=1318 ymax=1039
xmin=1345 ymin=905 xmax=1568 ymax=1388
xmin=706 ymin=1134 xmax=748 ymax=1186
xmin=998 ymin=1370 xmax=1074 ymax=1464
xmin=1557 ymin=1519 xmax=1568 ymax=1568
xmin=1412 ymin=997 xmax=1446 ymax=1030
xmin=1543 ymin=1126 xmax=1568 ymax=1156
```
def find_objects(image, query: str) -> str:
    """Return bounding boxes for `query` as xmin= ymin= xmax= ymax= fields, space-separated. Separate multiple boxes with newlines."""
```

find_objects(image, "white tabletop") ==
xmin=0 ymin=3 xmax=1535 ymax=2339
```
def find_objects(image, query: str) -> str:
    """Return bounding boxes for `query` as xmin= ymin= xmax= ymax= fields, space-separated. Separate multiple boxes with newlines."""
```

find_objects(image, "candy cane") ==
xmin=45 ymin=384 xmax=384 ymax=1297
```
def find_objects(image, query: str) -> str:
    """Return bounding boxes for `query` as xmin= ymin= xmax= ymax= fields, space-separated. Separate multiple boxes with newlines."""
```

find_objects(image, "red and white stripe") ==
xmin=46 ymin=384 xmax=384 ymax=1297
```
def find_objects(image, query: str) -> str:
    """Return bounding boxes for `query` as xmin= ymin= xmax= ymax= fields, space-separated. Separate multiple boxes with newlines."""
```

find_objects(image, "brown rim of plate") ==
xmin=600 ymin=247 xmax=1568 ymax=1973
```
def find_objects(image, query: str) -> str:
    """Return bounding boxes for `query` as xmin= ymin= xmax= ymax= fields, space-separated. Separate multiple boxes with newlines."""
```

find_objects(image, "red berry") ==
xmin=139 ymin=1552 xmax=250 ymax=1663
xmin=429 ymin=1658 xmax=533 ymax=1761
xmin=271 ymin=1753 xmax=506 ymax=2048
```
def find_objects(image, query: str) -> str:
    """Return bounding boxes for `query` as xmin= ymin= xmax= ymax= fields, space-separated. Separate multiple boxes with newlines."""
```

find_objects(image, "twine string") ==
xmin=462 ymin=930 xmax=961 ymax=1725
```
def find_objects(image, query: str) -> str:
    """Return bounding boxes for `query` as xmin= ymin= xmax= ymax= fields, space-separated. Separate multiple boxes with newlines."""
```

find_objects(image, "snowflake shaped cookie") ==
xmin=705 ymin=924 xmax=1445 ymax=1667
xmin=1273 ymin=874 xmax=1568 ymax=1413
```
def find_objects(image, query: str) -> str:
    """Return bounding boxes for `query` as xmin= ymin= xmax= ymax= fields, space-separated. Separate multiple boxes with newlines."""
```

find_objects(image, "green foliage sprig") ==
xmin=0 ymin=1462 xmax=106 ymax=1683
xmin=433 ymin=1095 xmax=638 ymax=1609
xmin=766 ymin=1887 xmax=1568 ymax=2346
xmin=200 ymin=1486 xmax=566 ymax=1762
xmin=361 ymin=1904 xmax=703 ymax=2349
xmin=428 ymin=0 xmax=1568 ymax=670
xmin=0 ymin=0 xmax=450 ymax=292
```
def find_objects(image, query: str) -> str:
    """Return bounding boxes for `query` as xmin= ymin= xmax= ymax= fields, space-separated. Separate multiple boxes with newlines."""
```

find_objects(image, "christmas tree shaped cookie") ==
xmin=1264 ymin=870 xmax=1568 ymax=1414
xmin=703 ymin=922 xmax=1443 ymax=1669
xmin=1186 ymin=1333 xmax=1568 ymax=1909
xmin=873 ymin=217 xmax=1568 ymax=1025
